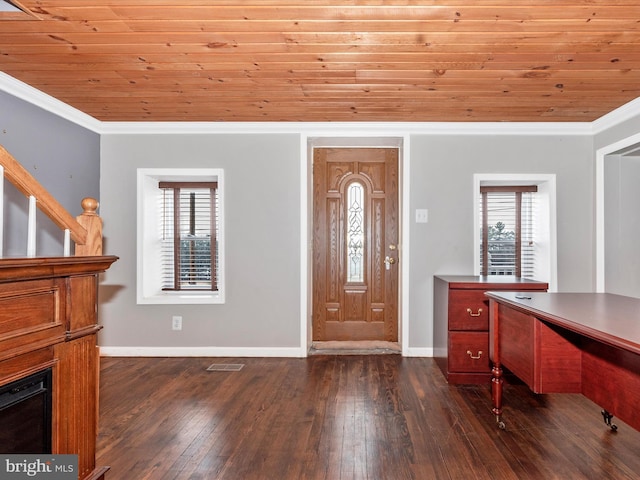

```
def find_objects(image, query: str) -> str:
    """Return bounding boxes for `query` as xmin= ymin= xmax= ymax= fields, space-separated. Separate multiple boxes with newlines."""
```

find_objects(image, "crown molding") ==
xmin=591 ymin=97 xmax=640 ymax=135
xmin=98 ymin=120 xmax=592 ymax=136
xmin=0 ymin=72 xmax=103 ymax=132
xmin=3 ymin=71 xmax=638 ymax=136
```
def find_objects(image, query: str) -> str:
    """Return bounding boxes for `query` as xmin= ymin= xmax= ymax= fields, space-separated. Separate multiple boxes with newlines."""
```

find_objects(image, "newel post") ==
xmin=75 ymin=197 xmax=103 ymax=256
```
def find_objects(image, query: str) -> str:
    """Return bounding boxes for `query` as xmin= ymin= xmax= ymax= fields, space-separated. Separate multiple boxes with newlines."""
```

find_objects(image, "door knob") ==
xmin=384 ymin=256 xmax=396 ymax=270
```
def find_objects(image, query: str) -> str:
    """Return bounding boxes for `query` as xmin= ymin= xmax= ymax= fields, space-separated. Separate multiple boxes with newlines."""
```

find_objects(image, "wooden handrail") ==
xmin=0 ymin=144 xmax=102 ymax=255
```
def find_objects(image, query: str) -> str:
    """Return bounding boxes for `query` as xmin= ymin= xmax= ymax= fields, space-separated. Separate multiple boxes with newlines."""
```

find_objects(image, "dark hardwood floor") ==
xmin=96 ymin=356 xmax=640 ymax=480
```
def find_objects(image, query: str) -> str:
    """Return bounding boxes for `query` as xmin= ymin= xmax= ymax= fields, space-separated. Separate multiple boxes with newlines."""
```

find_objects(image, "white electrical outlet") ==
xmin=172 ymin=315 xmax=182 ymax=331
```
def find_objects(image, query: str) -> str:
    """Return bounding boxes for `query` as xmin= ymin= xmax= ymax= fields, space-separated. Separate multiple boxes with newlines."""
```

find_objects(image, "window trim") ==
xmin=137 ymin=168 xmax=225 ymax=305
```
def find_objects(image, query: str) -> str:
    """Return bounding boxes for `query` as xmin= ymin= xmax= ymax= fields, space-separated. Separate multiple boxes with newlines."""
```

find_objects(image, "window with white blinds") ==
xmin=479 ymin=186 xmax=537 ymax=277
xmin=137 ymin=168 xmax=224 ymax=305
xmin=159 ymin=182 xmax=218 ymax=291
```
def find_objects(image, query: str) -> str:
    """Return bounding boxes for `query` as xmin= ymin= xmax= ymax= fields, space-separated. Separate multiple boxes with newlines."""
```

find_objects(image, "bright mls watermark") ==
xmin=0 ymin=455 xmax=77 ymax=479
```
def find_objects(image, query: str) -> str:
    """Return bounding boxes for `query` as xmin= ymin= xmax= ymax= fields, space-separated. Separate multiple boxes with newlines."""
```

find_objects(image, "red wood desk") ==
xmin=486 ymin=291 xmax=640 ymax=431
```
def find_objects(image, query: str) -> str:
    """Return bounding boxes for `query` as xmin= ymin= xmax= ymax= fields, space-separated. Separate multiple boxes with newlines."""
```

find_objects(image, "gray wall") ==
xmin=407 ymin=134 xmax=594 ymax=349
xmin=604 ymin=154 xmax=640 ymax=297
xmin=594 ymin=109 xmax=640 ymax=297
xmin=99 ymin=134 xmax=301 ymax=349
xmin=99 ymin=130 xmax=596 ymax=353
xmin=0 ymin=91 xmax=100 ymax=256
xmin=5 ymin=83 xmax=640 ymax=353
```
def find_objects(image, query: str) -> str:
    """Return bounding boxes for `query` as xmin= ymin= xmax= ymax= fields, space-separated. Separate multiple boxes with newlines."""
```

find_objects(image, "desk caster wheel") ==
xmin=601 ymin=410 xmax=618 ymax=431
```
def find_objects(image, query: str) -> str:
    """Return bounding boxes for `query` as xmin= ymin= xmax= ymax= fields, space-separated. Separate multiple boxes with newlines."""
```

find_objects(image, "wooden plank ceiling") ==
xmin=1 ymin=0 xmax=640 ymax=123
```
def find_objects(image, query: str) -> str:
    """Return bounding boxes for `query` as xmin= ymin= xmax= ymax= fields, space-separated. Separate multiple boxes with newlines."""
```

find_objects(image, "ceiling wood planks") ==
xmin=1 ymin=1 xmax=639 ymax=122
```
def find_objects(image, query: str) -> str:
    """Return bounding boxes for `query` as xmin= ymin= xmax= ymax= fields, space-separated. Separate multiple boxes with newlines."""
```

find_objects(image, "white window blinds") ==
xmin=159 ymin=182 xmax=218 ymax=291
xmin=480 ymin=186 xmax=537 ymax=278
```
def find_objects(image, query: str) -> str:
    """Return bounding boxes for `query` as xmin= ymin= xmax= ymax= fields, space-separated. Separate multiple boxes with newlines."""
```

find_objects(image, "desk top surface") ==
xmin=486 ymin=292 xmax=640 ymax=355
xmin=435 ymin=275 xmax=548 ymax=289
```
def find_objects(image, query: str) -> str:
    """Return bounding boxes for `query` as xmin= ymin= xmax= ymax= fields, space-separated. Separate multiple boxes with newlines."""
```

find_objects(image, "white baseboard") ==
xmin=432 ymin=347 xmax=447 ymax=358
xmin=100 ymin=345 xmax=434 ymax=358
xmin=402 ymin=347 xmax=433 ymax=357
xmin=99 ymin=346 xmax=307 ymax=358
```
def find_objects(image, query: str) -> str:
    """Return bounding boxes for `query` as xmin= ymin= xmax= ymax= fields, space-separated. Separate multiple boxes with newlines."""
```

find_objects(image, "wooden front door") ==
xmin=312 ymin=148 xmax=399 ymax=342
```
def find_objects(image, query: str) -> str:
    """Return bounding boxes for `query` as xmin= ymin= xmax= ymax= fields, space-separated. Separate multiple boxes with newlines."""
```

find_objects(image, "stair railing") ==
xmin=0 ymin=144 xmax=102 ymax=257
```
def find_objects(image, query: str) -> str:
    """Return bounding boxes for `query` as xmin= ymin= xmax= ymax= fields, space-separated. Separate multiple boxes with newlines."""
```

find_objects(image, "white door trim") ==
xmin=300 ymin=134 xmax=410 ymax=356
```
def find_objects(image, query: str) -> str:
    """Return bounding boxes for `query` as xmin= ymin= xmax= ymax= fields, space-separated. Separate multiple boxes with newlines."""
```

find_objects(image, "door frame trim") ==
xmin=300 ymin=134 xmax=411 ymax=356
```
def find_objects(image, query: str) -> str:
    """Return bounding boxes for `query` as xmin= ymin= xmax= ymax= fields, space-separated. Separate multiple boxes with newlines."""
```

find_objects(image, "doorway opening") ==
xmin=307 ymin=137 xmax=405 ymax=355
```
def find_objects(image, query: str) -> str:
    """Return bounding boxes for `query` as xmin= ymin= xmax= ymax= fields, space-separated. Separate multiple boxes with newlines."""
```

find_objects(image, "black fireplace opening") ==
xmin=0 ymin=368 xmax=52 ymax=454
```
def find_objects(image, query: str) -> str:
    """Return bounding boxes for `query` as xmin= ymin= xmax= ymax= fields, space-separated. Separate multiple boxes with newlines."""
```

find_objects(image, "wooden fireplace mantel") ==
xmin=0 ymin=255 xmax=118 ymax=480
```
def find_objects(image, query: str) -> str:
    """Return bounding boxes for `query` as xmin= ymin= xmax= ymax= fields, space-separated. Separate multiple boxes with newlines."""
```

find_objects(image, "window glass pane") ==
xmin=178 ymin=188 xmax=212 ymax=289
xmin=160 ymin=186 xmax=217 ymax=291
xmin=486 ymin=192 xmax=516 ymax=275
xmin=160 ymin=189 xmax=175 ymax=290
xmin=520 ymin=193 xmax=536 ymax=278
xmin=347 ymin=181 xmax=364 ymax=282
xmin=480 ymin=190 xmax=536 ymax=277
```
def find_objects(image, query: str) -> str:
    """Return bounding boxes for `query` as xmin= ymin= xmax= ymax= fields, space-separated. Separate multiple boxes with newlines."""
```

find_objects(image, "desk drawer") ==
xmin=449 ymin=332 xmax=490 ymax=373
xmin=448 ymin=290 xmax=489 ymax=331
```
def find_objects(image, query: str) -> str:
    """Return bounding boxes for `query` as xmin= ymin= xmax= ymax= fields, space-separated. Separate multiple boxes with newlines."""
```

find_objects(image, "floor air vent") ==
xmin=206 ymin=363 xmax=244 ymax=372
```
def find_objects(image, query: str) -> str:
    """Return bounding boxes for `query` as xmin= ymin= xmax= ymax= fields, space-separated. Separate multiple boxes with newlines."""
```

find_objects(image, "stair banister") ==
xmin=0 ymin=144 xmax=102 ymax=256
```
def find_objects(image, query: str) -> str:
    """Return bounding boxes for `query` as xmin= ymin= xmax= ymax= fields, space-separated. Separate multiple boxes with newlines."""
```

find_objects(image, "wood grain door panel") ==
xmin=313 ymin=148 xmax=399 ymax=342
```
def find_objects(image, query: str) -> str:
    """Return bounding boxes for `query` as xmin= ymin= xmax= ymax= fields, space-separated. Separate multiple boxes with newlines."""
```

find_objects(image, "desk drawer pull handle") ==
xmin=466 ymin=350 xmax=483 ymax=360
xmin=466 ymin=308 xmax=483 ymax=317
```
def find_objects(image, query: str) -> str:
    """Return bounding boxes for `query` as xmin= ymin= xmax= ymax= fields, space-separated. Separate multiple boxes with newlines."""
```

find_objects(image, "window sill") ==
xmin=137 ymin=291 xmax=225 ymax=305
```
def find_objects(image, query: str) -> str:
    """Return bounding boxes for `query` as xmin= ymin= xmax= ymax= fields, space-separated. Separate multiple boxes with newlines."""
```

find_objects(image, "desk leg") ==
xmin=491 ymin=362 xmax=506 ymax=430
xmin=489 ymin=298 xmax=506 ymax=430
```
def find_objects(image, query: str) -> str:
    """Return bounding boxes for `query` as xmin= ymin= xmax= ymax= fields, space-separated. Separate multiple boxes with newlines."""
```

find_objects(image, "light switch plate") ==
xmin=415 ymin=209 xmax=429 ymax=223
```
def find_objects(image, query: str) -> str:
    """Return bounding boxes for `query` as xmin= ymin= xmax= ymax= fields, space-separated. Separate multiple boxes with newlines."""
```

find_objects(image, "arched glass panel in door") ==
xmin=346 ymin=181 xmax=364 ymax=283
